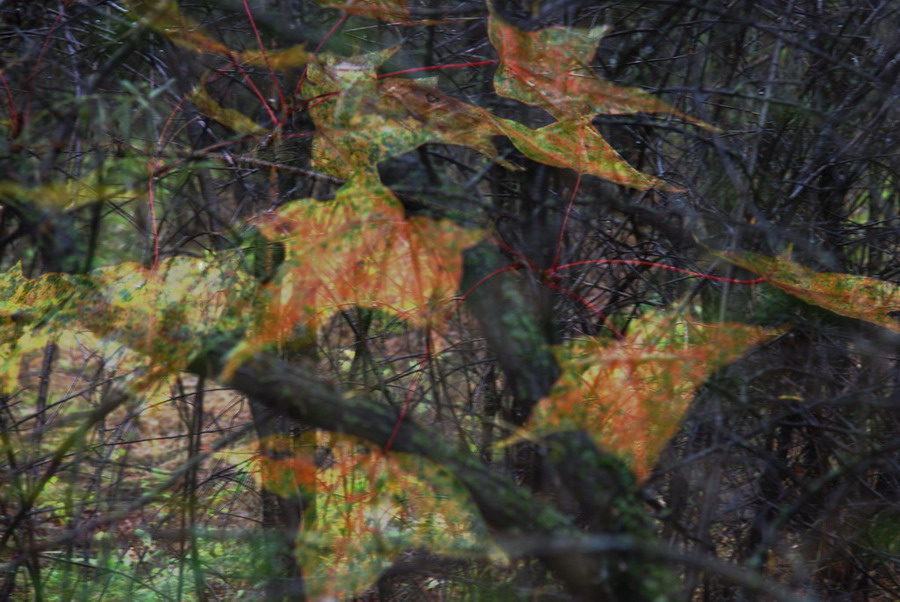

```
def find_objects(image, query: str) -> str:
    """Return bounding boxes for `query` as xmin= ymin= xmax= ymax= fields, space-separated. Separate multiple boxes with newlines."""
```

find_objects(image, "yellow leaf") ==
xmin=187 ymin=82 xmax=269 ymax=136
xmin=293 ymin=437 xmax=488 ymax=600
xmin=720 ymin=251 xmax=900 ymax=334
xmin=0 ymin=169 xmax=125 ymax=211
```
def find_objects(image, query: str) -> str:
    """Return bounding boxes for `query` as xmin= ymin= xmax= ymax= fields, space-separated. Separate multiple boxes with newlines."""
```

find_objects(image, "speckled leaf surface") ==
xmin=488 ymin=7 xmax=712 ymax=126
xmin=525 ymin=312 xmax=776 ymax=481
xmin=315 ymin=0 xmax=409 ymax=22
xmin=257 ymin=436 xmax=487 ymax=600
xmin=255 ymin=175 xmax=482 ymax=335
xmin=721 ymin=251 xmax=900 ymax=333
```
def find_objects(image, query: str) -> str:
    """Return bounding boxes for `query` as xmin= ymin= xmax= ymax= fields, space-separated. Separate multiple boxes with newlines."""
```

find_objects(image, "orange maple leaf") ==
xmin=306 ymin=50 xmax=679 ymax=189
xmin=315 ymin=0 xmax=409 ymax=23
xmin=254 ymin=175 xmax=482 ymax=338
xmin=526 ymin=312 xmax=776 ymax=481
xmin=488 ymin=6 xmax=713 ymax=127
xmin=250 ymin=436 xmax=488 ymax=599
xmin=485 ymin=5 xmax=718 ymax=191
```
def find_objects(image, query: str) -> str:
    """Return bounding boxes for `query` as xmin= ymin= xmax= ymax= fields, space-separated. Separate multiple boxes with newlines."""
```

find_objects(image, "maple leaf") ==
xmin=254 ymin=175 xmax=482 ymax=339
xmin=305 ymin=51 xmax=515 ymax=178
xmin=488 ymin=6 xmax=713 ymax=127
xmin=315 ymin=0 xmax=409 ymax=23
xmin=0 ymin=264 xmax=74 ymax=326
xmin=306 ymin=50 xmax=677 ymax=189
xmin=125 ymin=0 xmax=232 ymax=56
xmin=83 ymin=257 xmax=256 ymax=374
xmin=497 ymin=118 xmax=674 ymax=190
xmin=187 ymin=81 xmax=270 ymax=136
xmin=254 ymin=434 xmax=318 ymax=497
xmin=0 ymin=265 xmax=79 ymax=389
xmin=0 ymin=255 xmax=258 ymax=391
xmin=260 ymin=436 xmax=488 ymax=600
xmin=485 ymin=5 xmax=717 ymax=190
xmin=126 ymin=0 xmax=311 ymax=67
xmin=524 ymin=311 xmax=776 ymax=481
xmin=0 ymin=169 xmax=123 ymax=212
xmin=720 ymin=251 xmax=900 ymax=334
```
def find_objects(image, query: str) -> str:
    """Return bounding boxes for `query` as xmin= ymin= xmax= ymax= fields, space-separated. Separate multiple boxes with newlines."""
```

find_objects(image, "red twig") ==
xmin=229 ymin=59 xmax=279 ymax=127
xmin=444 ymin=264 xmax=525 ymax=320
xmin=383 ymin=339 xmax=433 ymax=453
xmin=156 ymin=97 xmax=188 ymax=153
xmin=0 ymin=71 xmax=20 ymax=137
xmin=291 ymin=12 xmax=349 ymax=100
xmin=241 ymin=0 xmax=286 ymax=116
xmin=552 ymin=172 xmax=581 ymax=270
xmin=144 ymin=99 xmax=197 ymax=270
xmin=146 ymin=171 xmax=160 ymax=269
xmin=377 ymin=59 xmax=498 ymax=79
xmin=490 ymin=236 xmax=537 ymax=271
xmin=446 ymin=248 xmax=763 ymax=334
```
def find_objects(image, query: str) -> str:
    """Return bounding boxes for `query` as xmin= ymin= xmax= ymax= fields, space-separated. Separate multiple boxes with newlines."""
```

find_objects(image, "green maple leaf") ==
xmin=0 ymin=265 xmax=80 ymax=389
xmin=0 ymin=169 xmax=124 ymax=212
xmin=304 ymin=50 xmax=517 ymax=178
xmin=83 ymin=256 xmax=257 ymax=375
xmin=0 ymin=256 xmax=257 ymax=393
xmin=187 ymin=81 xmax=270 ymax=137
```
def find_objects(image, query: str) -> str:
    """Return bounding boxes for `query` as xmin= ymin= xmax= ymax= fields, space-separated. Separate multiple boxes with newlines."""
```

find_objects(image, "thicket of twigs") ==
xmin=1 ymin=1 xmax=897 ymax=600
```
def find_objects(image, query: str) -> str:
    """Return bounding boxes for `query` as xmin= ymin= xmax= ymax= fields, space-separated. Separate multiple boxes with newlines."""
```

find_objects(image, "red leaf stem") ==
xmin=444 ymin=264 xmax=525 ymax=319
